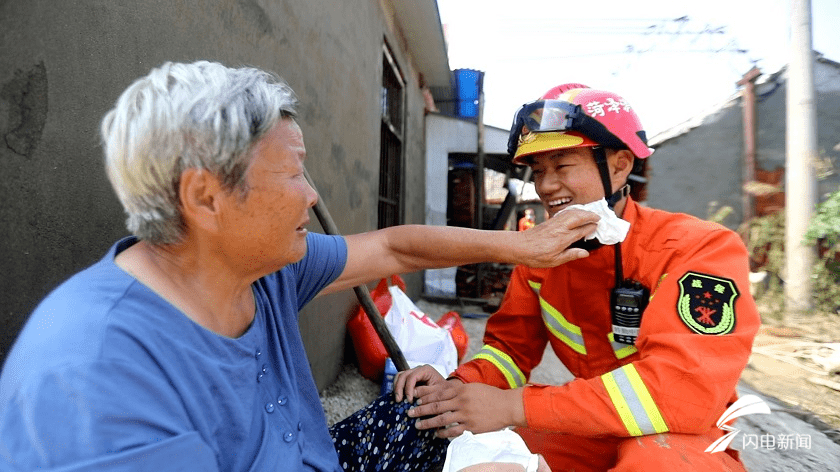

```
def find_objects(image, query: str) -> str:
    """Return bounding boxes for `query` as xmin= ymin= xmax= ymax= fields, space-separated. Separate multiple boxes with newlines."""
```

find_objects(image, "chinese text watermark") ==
xmin=741 ymin=433 xmax=812 ymax=450
xmin=705 ymin=394 xmax=812 ymax=453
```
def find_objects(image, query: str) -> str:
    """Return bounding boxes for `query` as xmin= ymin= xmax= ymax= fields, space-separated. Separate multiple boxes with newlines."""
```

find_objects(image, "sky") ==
xmin=437 ymin=0 xmax=840 ymax=138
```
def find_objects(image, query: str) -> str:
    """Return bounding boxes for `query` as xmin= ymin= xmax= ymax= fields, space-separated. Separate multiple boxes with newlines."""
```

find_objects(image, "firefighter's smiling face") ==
xmin=530 ymin=147 xmax=606 ymax=217
xmin=530 ymin=147 xmax=634 ymax=217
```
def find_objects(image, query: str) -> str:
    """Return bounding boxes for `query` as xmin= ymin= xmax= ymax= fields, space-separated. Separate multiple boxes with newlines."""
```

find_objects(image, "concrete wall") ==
xmin=646 ymin=59 xmax=840 ymax=229
xmin=755 ymin=62 xmax=840 ymax=202
xmin=646 ymin=102 xmax=744 ymax=228
xmin=0 ymin=0 xmax=434 ymax=390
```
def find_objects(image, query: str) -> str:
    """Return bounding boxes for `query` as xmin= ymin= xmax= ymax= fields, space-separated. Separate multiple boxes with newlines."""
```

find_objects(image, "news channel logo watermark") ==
xmin=705 ymin=394 xmax=812 ymax=453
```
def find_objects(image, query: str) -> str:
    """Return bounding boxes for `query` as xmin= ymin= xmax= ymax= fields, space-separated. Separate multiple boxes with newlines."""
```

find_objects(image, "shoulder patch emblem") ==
xmin=677 ymin=272 xmax=738 ymax=335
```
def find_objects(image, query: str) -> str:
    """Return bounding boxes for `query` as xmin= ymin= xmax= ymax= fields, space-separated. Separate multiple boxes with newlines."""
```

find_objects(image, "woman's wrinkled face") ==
xmin=218 ymin=118 xmax=318 ymax=273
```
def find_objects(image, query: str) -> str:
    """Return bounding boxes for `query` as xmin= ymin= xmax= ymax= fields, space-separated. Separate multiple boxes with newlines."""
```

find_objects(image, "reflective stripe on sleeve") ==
xmin=528 ymin=280 xmax=587 ymax=355
xmin=601 ymin=364 xmax=669 ymax=436
xmin=473 ymin=345 xmax=527 ymax=389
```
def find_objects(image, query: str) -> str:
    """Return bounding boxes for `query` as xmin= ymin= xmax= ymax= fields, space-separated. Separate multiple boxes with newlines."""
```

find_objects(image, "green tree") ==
xmin=804 ymin=187 xmax=840 ymax=314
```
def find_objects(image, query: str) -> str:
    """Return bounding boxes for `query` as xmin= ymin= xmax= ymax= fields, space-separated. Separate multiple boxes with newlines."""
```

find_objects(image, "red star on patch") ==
xmin=703 ymin=291 xmax=712 ymax=299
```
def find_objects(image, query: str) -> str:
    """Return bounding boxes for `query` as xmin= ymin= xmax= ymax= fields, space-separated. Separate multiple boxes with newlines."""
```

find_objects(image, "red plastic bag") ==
xmin=346 ymin=276 xmax=471 ymax=380
xmin=436 ymin=311 xmax=469 ymax=363
xmin=346 ymin=276 xmax=406 ymax=381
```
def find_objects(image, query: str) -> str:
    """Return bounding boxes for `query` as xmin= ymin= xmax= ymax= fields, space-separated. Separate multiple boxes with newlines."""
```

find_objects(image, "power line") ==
xmin=479 ymin=47 xmax=752 ymax=62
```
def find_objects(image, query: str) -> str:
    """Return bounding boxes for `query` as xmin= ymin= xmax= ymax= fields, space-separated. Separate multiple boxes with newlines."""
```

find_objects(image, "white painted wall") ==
xmin=423 ymin=113 xmax=509 ymax=296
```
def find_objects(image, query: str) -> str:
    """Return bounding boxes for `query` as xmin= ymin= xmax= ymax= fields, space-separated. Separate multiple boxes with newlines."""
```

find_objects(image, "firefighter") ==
xmin=518 ymin=208 xmax=536 ymax=231
xmin=395 ymin=84 xmax=760 ymax=471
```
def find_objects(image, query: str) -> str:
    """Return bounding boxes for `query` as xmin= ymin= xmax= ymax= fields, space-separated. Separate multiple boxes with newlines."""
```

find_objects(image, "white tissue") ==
xmin=442 ymin=429 xmax=539 ymax=472
xmin=557 ymin=198 xmax=630 ymax=245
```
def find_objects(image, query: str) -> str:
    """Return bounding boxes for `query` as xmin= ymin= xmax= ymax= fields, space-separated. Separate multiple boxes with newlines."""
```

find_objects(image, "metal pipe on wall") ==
xmin=737 ymin=66 xmax=761 ymax=224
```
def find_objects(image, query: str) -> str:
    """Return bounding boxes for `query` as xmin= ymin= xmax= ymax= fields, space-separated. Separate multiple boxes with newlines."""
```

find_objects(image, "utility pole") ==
xmin=475 ymin=85 xmax=486 ymax=231
xmin=474 ymin=81 xmax=486 ymax=299
xmin=785 ymin=0 xmax=818 ymax=318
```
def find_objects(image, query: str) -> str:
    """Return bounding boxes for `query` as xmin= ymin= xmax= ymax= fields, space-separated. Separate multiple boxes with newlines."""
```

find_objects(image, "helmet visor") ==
xmin=508 ymin=99 xmax=627 ymax=158
xmin=520 ymin=100 xmax=580 ymax=133
xmin=507 ymin=100 xmax=580 ymax=155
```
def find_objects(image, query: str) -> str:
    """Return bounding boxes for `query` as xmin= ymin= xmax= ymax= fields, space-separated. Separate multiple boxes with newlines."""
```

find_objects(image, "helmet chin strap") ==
xmin=607 ymin=184 xmax=631 ymax=209
xmin=591 ymin=147 xmax=630 ymax=211
xmin=592 ymin=147 xmax=626 ymax=285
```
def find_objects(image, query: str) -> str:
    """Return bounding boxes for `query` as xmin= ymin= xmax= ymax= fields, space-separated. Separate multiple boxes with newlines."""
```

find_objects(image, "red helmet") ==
xmin=508 ymin=86 xmax=653 ymax=165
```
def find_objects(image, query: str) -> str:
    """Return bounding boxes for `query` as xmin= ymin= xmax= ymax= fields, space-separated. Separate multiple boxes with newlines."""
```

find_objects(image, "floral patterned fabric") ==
xmin=330 ymin=394 xmax=448 ymax=471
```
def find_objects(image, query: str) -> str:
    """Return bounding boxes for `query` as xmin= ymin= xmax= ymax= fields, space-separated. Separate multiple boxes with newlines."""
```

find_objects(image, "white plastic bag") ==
xmin=442 ymin=429 xmax=539 ymax=472
xmin=384 ymin=285 xmax=458 ymax=376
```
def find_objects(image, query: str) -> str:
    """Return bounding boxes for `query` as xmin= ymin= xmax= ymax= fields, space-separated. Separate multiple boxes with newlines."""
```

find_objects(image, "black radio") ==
xmin=611 ymin=280 xmax=649 ymax=345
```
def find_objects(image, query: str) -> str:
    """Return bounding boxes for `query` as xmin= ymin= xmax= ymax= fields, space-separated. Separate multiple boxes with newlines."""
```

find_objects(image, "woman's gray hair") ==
xmin=101 ymin=61 xmax=298 ymax=245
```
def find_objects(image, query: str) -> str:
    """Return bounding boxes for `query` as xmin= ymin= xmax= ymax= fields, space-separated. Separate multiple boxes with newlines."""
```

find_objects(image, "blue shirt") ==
xmin=0 ymin=233 xmax=348 ymax=471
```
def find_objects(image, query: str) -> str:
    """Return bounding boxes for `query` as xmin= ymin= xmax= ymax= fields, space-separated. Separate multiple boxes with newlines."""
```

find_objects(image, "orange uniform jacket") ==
xmin=452 ymin=198 xmax=760 ymax=438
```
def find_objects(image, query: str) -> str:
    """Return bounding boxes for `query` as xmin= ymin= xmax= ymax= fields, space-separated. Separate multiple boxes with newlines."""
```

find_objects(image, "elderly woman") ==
xmin=0 ymin=61 xmax=595 ymax=471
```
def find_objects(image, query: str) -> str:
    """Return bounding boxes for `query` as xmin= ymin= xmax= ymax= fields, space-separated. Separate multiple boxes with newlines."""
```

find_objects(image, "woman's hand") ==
xmin=393 ymin=364 xmax=449 ymax=404
xmin=513 ymin=209 xmax=598 ymax=268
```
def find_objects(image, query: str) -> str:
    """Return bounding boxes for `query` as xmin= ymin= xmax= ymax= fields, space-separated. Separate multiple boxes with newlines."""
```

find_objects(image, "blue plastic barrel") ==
xmin=455 ymin=68 xmax=484 ymax=119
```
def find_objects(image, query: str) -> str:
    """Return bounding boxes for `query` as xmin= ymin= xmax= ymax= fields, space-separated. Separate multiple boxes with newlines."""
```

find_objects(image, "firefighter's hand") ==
xmin=405 ymin=378 xmax=527 ymax=439
xmin=514 ymin=209 xmax=599 ymax=268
